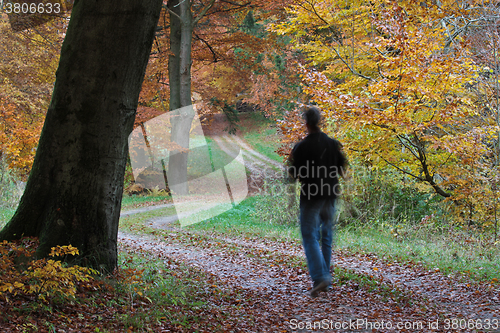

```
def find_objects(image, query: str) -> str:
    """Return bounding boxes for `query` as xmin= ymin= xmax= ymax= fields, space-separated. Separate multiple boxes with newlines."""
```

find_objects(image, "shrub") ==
xmin=339 ymin=162 xmax=446 ymax=227
xmin=254 ymin=178 xmax=299 ymax=225
xmin=0 ymin=238 xmax=98 ymax=303
xmin=253 ymin=162 xmax=449 ymax=231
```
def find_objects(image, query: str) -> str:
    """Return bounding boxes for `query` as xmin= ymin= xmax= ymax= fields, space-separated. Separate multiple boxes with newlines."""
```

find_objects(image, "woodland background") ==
xmin=1 ymin=1 xmax=500 ymax=331
xmin=3 ymin=0 xmax=500 ymax=231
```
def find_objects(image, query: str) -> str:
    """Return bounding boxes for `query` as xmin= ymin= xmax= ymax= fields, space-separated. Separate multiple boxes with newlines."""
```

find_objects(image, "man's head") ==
xmin=302 ymin=106 xmax=321 ymax=132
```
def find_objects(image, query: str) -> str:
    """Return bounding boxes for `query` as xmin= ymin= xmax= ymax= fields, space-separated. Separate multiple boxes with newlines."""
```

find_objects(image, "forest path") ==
xmin=118 ymin=221 xmax=500 ymax=332
xmin=211 ymin=134 xmax=285 ymax=194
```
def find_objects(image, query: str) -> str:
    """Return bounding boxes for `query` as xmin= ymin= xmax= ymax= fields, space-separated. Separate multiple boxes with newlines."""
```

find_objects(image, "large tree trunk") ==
xmin=0 ymin=0 xmax=163 ymax=272
xmin=168 ymin=0 xmax=195 ymax=195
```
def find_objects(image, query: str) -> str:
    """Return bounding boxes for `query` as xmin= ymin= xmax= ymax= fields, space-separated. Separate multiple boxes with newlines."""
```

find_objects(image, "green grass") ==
xmin=204 ymin=136 xmax=235 ymax=170
xmin=0 ymin=207 xmax=15 ymax=229
xmin=121 ymin=194 xmax=172 ymax=210
xmin=338 ymin=225 xmax=500 ymax=282
xmin=120 ymin=194 xmax=300 ymax=244
xmin=242 ymin=127 xmax=283 ymax=163
xmin=0 ymin=158 xmax=22 ymax=229
xmin=115 ymin=249 xmax=208 ymax=331
xmin=115 ymin=247 xmax=252 ymax=331
xmin=186 ymin=196 xmax=301 ymax=242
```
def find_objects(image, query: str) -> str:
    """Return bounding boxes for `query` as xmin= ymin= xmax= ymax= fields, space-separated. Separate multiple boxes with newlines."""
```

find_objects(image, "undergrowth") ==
xmin=0 ymin=238 xmax=100 ymax=304
xmin=0 ymin=238 xmax=221 ymax=331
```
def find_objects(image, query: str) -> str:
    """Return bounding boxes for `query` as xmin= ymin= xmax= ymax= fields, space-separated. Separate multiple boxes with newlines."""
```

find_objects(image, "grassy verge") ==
xmin=192 ymin=196 xmax=500 ymax=282
xmin=0 ymin=207 xmax=15 ymax=229
xmin=121 ymin=194 xmax=172 ymax=210
xmin=242 ymin=128 xmax=283 ymax=163
xmin=239 ymin=114 xmax=283 ymax=163
xmin=113 ymin=248 xmax=235 ymax=332
xmin=338 ymin=224 xmax=500 ymax=282
xmin=186 ymin=196 xmax=300 ymax=242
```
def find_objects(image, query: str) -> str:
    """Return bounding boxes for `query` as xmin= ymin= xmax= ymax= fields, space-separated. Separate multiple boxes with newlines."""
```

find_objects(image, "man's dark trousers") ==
xmin=300 ymin=197 xmax=335 ymax=285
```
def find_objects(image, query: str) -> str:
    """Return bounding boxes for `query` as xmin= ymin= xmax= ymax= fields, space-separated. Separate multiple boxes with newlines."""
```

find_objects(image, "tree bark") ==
xmin=0 ymin=0 xmax=163 ymax=272
xmin=168 ymin=0 xmax=195 ymax=195
xmin=168 ymin=0 xmax=181 ymax=112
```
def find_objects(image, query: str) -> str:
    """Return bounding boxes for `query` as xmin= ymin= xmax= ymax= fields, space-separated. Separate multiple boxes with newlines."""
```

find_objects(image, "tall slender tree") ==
xmin=166 ymin=0 xmax=199 ymax=195
xmin=160 ymin=0 xmax=292 ymax=195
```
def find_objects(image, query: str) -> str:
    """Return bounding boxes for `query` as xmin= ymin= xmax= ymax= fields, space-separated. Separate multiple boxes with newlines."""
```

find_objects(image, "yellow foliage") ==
xmin=0 ymin=14 xmax=64 ymax=177
xmin=0 ymin=239 xmax=98 ymax=303
xmin=272 ymin=0 xmax=500 ymax=226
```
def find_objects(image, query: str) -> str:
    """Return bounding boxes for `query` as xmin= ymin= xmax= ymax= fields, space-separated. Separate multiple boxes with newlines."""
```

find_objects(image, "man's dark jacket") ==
xmin=290 ymin=132 xmax=347 ymax=201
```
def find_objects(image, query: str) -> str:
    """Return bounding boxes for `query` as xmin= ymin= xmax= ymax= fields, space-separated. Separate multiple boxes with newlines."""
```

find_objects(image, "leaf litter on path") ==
xmin=119 ymin=221 xmax=500 ymax=332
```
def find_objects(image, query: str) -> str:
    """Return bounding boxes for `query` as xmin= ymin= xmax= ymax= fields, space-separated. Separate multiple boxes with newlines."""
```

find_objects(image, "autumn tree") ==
xmin=137 ymin=0 xmax=295 ymax=194
xmin=0 ymin=14 xmax=64 ymax=176
xmin=0 ymin=0 xmax=163 ymax=271
xmin=456 ymin=2 xmax=500 ymax=231
xmin=272 ymin=0 xmax=500 ymax=225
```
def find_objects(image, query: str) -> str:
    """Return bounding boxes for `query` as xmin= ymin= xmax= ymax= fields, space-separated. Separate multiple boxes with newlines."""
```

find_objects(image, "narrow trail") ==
xmin=119 ymin=222 xmax=500 ymax=332
xmin=211 ymin=135 xmax=266 ymax=177
xmin=119 ymin=131 xmax=500 ymax=332
xmin=220 ymin=134 xmax=285 ymax=170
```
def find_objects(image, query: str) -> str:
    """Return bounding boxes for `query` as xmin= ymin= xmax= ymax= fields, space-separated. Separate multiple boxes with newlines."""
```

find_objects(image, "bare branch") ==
xmin=375 ymin=152 xmax=424 ymax=181
xmin=163 ymin=4 xmax=181 ymax=20
xmin=193 ymin=0 xmax=217 ymax=27
xmin=194 ymin=32 xmax=219 ymax=62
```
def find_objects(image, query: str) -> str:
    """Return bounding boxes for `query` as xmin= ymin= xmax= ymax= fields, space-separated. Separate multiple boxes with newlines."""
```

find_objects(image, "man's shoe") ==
xmin=320 ymin=284 xmax=332 ymax=292
xmin=310 ymin=280 xmax=330 ymax=298
xmin=312 ymin=280 xmax=331 ymax=292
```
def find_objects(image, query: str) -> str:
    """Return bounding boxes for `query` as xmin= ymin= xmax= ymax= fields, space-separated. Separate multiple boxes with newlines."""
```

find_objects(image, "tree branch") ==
xmin=396 ymin=134 xmax=421 ymax=161
xmin=375 ymin=152 xmax=424 ymax=181
xmin=193 ymin=0 xmax=216 ymax=27
xmin=163 ymin=4 xmax=181 ymax=20
xmin=413 ymin=133 xmax=452 ymax=198
xmin=194 ymin=33 xmax=219 ymax=62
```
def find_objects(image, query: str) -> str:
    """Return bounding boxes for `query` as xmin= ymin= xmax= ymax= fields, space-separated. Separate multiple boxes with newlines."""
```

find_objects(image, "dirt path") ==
xmin=119 ymin=222 xmax=500 ymax=332
xmin=221 ymin=134 xmax=284 ymax=170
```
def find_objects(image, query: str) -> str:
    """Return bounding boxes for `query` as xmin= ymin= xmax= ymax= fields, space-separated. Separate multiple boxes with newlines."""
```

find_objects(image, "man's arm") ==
xmin=332 ymin=139 xmax=348 ymax=178
xmin=287 ymin=145 xmax=299 ymax=181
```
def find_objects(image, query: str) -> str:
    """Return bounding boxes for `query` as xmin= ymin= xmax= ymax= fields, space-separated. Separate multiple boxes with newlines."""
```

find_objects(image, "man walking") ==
xmin=289 ymin=106 xmax=347 ymax=297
